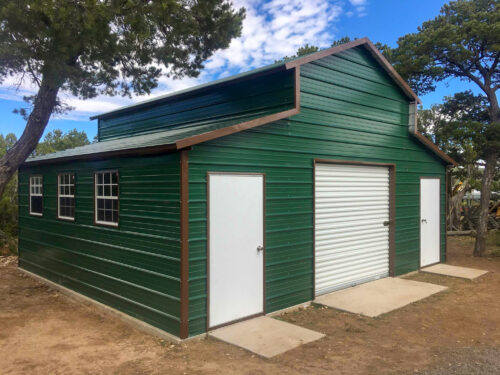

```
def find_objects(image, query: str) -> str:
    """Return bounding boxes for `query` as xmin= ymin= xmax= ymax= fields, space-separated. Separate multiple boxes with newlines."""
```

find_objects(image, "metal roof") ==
xmin=90 ymin=60 xmax=288 ymax=120
xmin=25 ymin=108 xmax=281 ymax=163
xmin=25 ymin=38 xmax=447 ymax=165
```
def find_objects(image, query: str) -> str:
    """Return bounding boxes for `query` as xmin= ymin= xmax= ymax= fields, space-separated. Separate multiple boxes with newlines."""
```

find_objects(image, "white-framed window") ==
xmin=95 ymin=171 xmax=119 ymax=226
xmin=58 ymin=173 xmax=75 ymax=220
xmin=29 ymin=175 xmax=43 ymax=216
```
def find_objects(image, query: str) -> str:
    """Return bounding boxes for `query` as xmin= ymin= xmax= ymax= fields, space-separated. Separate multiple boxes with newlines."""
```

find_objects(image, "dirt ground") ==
xmin=1 ymin=235 xmax=499 ymax=375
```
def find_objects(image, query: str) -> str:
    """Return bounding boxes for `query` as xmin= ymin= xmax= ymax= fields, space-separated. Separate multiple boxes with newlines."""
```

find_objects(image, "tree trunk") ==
xmin=473 ymin=152 xmax=499 ymax=256
xmin=0 ymin=79 xmax=60 ymax=197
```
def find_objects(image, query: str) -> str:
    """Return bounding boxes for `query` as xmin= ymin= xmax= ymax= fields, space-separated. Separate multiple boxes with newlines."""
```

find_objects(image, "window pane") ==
xmin=97 ymin=208 xmax=104 ymax=221
xmin=105 ymin=209 xmax=112 ymax=222
xmin=95 ymin=173 xmax=118 ymax=225
xmin=31 ymin=196 xmax=42 ymax=214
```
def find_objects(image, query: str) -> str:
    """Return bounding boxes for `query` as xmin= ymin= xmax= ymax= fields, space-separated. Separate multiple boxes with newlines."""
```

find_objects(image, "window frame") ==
xmin=94 ymin=170 xmax=119 ymax=227
xmin=29 ymin=175 xmax=43 ymax=216
xmin=57 ymin=173 xmax=76 ymax=221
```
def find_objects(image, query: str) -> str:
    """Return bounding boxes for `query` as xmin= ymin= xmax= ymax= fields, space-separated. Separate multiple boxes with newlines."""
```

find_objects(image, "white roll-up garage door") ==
xmin=315 ymin=162 xmax=390 ymax=296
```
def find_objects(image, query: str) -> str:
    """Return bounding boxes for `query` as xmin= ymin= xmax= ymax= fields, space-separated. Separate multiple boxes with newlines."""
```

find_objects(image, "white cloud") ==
xmin=1 ymin=0 xmax=345 ymax=122
xmin=205 ymin=0 xmax=342 ymax=71
xmin=347 ymin=0 xmax=368 ymax=17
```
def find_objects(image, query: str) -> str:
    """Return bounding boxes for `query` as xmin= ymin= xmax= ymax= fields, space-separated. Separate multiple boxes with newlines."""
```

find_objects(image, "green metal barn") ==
xmin=18 ymin=38 xmax=456 ymax=340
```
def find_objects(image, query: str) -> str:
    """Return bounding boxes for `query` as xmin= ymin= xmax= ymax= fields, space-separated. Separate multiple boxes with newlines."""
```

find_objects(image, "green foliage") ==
xmin=331 ymin=36 xmax=356 ymax=47
xmin=0 ymin=129 xmax=89 ymax=255
xmin=276 ymin=37 xmax=359 ymax=63
xmin=418 ymin=91 xmax=500 ymax=191
xmin=34 ymin=129 xmax=90 ymax=156
xmin=0 ymin=0 xmax=245 ymax=99
xmin=0 ymin=133 xmax=19 ymax=255
xmin=387 ymin=0 xmax=500 ymax=96
xmin=277 ymin=44 xmax=320 ymax=63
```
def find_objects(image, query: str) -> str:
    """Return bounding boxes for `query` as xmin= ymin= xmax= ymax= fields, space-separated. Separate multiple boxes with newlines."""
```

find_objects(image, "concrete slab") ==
xmin=422 ymin=264 xmax=488 ymax=280
xmin=209 ymin=316 xmax=325 ymax=358
xmin=315 ymin=277 xmax=447 ymax=318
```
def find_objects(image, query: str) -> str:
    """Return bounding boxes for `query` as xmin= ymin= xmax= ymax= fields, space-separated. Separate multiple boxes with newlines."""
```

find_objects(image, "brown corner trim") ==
xmin=180 ymin=149 xmax=190 ymax=339
xmin=294 ymin=66 xmax=301 ymax=108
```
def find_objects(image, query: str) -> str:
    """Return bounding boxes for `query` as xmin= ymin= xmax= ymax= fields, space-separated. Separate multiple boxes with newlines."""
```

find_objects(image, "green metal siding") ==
xmin=98 ymin=70 xmax=295 ymax=141
xmin=187 ymin=46 xmax=446 ymax=336
xmin=18 ymin=153 xmax=182 ymax=336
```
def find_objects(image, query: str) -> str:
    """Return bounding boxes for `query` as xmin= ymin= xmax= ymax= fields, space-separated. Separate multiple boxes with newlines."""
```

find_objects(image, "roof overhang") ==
xmin=27 ymin=38 xmax=456 ymax=166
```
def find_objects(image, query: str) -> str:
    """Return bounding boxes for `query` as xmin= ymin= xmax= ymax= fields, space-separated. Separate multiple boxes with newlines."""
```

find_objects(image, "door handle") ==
xmin=421 ymin=219 xmax=427 ymax=223
xmin=383 ymin=220 xmax=391 ymax=226
xmin=257 ymin=245 xmax=264 ymax=252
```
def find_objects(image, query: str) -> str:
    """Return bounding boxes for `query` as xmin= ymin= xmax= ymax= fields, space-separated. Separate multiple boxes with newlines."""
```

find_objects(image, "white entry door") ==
xmin=420 ymin=178 xmax=441 ymax=267
xmin=208 ymin=173 xmax=264 ymax=328
xmin=315 ymin=163 xmax=390 ymax=296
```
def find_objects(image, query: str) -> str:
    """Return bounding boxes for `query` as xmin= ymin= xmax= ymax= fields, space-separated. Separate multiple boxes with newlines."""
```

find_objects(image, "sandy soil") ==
xmin=0 ymin=236 xmax=499 ymax=375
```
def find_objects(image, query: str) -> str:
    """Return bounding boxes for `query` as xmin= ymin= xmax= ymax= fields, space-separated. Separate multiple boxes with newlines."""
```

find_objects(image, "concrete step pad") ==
xmin=209 ymin=316 xmax=325 ymax=358
xmin=422 ymin=264 xmax=488 ymax=280
xmin=315 ymin=277 xmax=447 ymax=317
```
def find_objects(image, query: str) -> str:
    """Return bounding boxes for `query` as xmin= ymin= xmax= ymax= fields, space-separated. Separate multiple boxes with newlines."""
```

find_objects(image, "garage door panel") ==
xmin=315 ymin=163 xmax=390 ymax=296
xmin=316 ymin=249 xmax=389 ymax=267
xmin=316 ymin=259 xmax=389 ymax=284
xmin=316 ymin=243 xmax=388 ymax=259
xmin=316 ymin=215 xmax=389 ymax=228
xmin=316 ymin=233 xmax=388 ymax=250
xmin=316 ymin=226 xmax=389 ymax=241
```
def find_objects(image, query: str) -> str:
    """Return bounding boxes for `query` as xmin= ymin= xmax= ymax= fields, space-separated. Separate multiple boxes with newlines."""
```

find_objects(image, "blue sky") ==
xmin=0 ymin=0 xmax=481 ymax=141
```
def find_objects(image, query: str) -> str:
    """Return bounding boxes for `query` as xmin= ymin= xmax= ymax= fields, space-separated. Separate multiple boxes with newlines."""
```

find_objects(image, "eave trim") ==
xmin=411 ymin=131 xmax=458 ymax=166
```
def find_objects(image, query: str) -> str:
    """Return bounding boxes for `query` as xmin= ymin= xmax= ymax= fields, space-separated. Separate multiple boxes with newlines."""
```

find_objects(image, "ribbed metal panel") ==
xmin=314 ymin=163 xmax=390 ymax=295
xmin=187 ymin=46 xmax=446 ymax=336
xmin=18 ymin=153 xmax=182 ymax=336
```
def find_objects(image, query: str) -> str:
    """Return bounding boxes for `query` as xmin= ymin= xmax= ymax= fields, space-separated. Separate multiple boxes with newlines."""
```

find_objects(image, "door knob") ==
xmin=421 ymin=219 xmax=427 ymax=223
xmin=257 ymin=245 xmax=264 ymax=252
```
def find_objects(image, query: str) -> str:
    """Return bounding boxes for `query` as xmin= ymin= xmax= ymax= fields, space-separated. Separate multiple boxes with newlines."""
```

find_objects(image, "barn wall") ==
xmin=18 ymin=153 xmax=182 ymax=336
xmin=98 ymin=70 xmax=295 ymax=141
xmin=187 ymin=46 xmax=446 ymax=336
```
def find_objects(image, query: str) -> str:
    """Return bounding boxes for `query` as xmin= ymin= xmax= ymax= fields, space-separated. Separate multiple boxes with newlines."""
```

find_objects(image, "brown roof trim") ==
xmin=175 ymin=67 xmax=301 ymax=149
xmin=28 ymin=42 xmax=456 ymax=167
xmin=285 ymin=37 xmax=368 ymax=68
xmin=362 ymin=40 xmax=422 ymax=105
xmin=412 ymin=131 xmax=457 ymax=166
xmin=175 ymin=108 xmax=299 ymax=149
xmin=285 ymin=37 xmax=422 ymax=105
